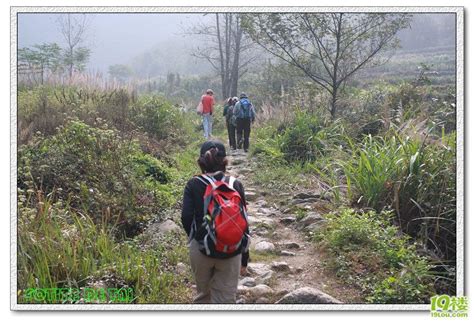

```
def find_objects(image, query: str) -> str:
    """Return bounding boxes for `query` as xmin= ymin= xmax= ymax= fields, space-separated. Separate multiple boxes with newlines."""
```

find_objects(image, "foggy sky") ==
xmin=18 ymin=13 xmax=210 ymax=72
xmin=17 ymin=13 xmax=455 ymax=75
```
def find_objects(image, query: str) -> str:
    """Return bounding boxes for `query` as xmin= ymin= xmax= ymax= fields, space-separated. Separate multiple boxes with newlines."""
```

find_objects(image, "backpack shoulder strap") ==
xmin=222 ymin=175 xmax=236 ymax=188
xmin=195 ymin=175 xmax=209 ymax=186
xmin=200 ymin=174 xmax=218 ymax=189
xmin=228 ymin=176 xmax=236 ymax=188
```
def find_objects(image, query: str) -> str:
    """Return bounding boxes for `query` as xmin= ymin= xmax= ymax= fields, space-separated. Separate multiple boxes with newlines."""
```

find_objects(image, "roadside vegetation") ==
xmin=249 ymin=69 xmax=456 ymax=302
xmin=17 ymin=86 xmax=203 ymax=303
xmin=17 ymin=12 xmax=457 ymax=304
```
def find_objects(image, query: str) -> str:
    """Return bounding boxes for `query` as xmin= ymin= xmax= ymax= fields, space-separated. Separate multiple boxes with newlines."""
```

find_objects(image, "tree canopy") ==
xmin=243 ymin=13 xmax=412 ymax=117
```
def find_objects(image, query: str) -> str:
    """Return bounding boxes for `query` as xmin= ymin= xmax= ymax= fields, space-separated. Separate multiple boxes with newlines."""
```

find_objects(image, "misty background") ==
xmin=18 ymin=12 xmax=455 ymax=79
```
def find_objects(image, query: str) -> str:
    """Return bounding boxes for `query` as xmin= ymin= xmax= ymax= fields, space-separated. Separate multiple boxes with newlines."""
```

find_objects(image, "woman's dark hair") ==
xmin=198 ymin=148 xmax=228 ymax=173
xmin=227 ymin=97 xmax=233 ymax=105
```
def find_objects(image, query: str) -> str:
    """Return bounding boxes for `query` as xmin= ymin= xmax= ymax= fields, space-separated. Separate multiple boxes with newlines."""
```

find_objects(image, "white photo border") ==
xmin=10 ymin=6 xmax=464 ymax=311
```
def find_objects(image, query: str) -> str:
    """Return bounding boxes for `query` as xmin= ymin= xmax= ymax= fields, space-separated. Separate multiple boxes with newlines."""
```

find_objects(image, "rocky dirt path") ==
xmin=226 ymin=149 xmax=362 ymax=304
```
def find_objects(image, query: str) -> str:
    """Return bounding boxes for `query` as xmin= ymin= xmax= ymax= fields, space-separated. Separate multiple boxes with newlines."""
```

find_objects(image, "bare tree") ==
xmin=56 ymin=14 xmax=91 ymax=79
xmin=243 ymin=13 xmax=411 ymax=118
xmin=189 ymin=14 xmax=257 ymax=99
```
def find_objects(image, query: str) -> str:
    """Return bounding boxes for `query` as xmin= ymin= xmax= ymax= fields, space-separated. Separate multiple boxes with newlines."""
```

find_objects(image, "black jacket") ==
xmin=181 ymin=171 xmax=250 ymax=266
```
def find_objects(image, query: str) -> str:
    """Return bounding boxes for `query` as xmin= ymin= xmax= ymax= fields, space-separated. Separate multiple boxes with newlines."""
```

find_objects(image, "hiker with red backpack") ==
xmin=181 ymin=140 xmax=250 ymax=303
xmin=233 ymin=93 xmax=256 ymax=152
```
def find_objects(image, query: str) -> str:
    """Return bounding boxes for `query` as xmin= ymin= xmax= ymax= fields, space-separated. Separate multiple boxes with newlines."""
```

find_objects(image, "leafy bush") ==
xmin=368 ymin=262 xmax=434 ymax=304
xmin=314 ymin=208 xmax=435 ymax=303
xmin=279 ymin=111 xmax=326 ymax=163
xmin=277 ymin=111 xmax=348 ymax=163
xmin=131 ymin=95 xmax=194 ymax=144
xmin=18 ymin=120 xmax=177 ymax=232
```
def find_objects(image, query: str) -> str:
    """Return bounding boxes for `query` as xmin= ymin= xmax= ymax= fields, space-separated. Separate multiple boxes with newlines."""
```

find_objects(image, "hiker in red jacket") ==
xmin=181 ymin=140 xmax=250 ymax=303
xmin=201 ymin=89 xmax=215 ymax=139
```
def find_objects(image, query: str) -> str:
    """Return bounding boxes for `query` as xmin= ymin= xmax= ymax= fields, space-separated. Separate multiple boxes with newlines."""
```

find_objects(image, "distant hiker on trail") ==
xmin=199 ymin=89 xmax=215 ymax=139
xmin=223 ymin=96 xmax=239 ymax=150
xmin=181 ymin=140 xmax=250 ymax=304
xmin=233 ymin=93 xmax=256 ymax=152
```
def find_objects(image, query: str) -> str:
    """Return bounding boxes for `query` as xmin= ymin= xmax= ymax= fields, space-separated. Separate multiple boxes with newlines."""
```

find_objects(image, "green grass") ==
xmin=16 ymin=85 xmax=205 ymax=304
xmin=18 ymin=195 xmax=192 ymax=304
xmin=313 ymin=208 xmax=435 ymax=304
xmin=249 ymin=249 xmax=280 ymax=263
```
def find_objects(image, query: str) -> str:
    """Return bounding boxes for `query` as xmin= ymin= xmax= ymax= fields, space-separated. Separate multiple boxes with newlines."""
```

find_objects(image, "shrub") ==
xmin=131 ymin=95 xmax=194 ymax=144
xmin=314 ymin=208 xmax=435 ymax=303
xmin=18 ymin=120 xmax=176 ymax=232
xmin=277 ymin=111 xmax=348 ymax=164
xmin=279 ymin=111 xmax=326 ymax=163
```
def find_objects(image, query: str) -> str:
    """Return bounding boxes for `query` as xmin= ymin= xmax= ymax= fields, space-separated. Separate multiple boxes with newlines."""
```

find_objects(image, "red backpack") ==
xmin=195 ymin=174 xmax=249 ymax=257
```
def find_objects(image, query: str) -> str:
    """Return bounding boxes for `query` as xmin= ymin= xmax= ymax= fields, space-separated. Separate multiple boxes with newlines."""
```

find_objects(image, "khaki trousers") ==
xmin=189 ymin=239 xmax=241 ymax=304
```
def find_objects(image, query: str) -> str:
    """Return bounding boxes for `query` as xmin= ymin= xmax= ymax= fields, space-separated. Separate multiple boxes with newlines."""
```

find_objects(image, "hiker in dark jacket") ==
xmin=223 ymin=97 xmax=238 ymax=150
xmin=233 ymin=93 xmax=256 ymax=152
xmin=181 ymin=140 xmax=250 ymax=304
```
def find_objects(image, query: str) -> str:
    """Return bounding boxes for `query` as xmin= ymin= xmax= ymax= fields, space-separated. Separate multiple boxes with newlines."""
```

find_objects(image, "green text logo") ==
xmin=431 ymin=295 xmax=468 ymax=318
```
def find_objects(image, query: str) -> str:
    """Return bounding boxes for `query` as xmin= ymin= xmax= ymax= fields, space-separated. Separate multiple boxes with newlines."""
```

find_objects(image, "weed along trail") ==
xmin=225 ymin=149 xmax=361 ymax=304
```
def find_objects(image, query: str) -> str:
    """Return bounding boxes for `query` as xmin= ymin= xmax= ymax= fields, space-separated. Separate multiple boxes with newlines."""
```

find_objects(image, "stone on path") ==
xmin=256 ymin=297 xmax=271 ymax=304
xmin=255 ymin=270 xmax=273 ymax=285
xmin=271 ymin=261 xmax=290 ymax=272
xmin=291 ymin=198 xmax=320 ymax=205
xmin=298 ymin=212 xmax=325 ymax=228
xmin=293 ymin=192 xmax=322 ymax=200
xmin=236 ymin=297 xmax=246 ymax=304
xmin=245 ymin=191 xmax=258 ymax=202
xmin=239 ymin=277 xmax=257 ymax=287
xmin=239 ymin=167 xmax=253 ymax=174
xmin=253 ymin=228 xmax=269 ymax=237
xmin=248 ymin=284 xmax=274 ymax=298
xmin=247 ymin=263 xmax=272 ymax=276
xmin=279 ymin=241 xmax=301 ymax=249
xmin=231 ymin=157 xmax=246 ymax=166
xmin=280 ymin=250 xmax=296 ymax=256
xmin=237 ymin=285 xmax=250 ymax=295
xmin=157 ymin=219 xmax=180 ymax=234
xmin=255 ymin=199 xmax=268 ymax=207
xmin=247 ymin=263 xmax=274 ymax=285
xmin=256 ymin=207 xmax=278 ymax=217
xmin=254 ymin=241 xmax=276 ymax=253
xmin=248 ymin=216 xmax=275 ymax=228
xmin=305 ymin=222 xmax=325 ymax=232
xmin=280 ymin=216 xmax=296 ymax=225
xmin=276 ymin=287 xmax=342 ymax=304
xmin=176 ymin=262 xmax=187 ymax=275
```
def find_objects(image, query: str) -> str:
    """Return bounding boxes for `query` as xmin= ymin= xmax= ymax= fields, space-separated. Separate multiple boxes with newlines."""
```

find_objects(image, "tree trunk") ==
xmin=216 ymin=14 xmax=226 ymax=99
xmin=329 ymin=14 xmax=343 ymax=120
xmin=224 ymin=14 xmax=232 ymax=98
xmin=330 ymin=89 xmax=337 ymax=119
xmin=40 ymin=64 xmax=44 ymax=85
xmin=230 ymin=16 xmax=243 ymax=97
